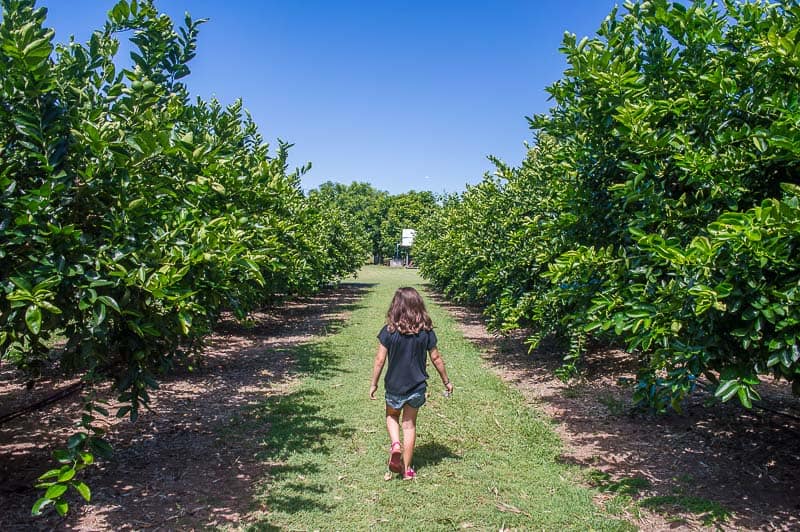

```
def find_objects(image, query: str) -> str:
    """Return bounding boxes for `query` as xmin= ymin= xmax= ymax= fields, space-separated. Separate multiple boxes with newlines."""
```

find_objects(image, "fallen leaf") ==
xmin=496 ymin=502 xmax=532 ymax=517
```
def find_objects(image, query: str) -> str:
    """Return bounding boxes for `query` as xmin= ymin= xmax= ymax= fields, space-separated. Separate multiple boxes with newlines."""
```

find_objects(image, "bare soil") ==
xmin=4 ymin=281 xmax=799 ymax=531
xmin=428 ymin=291 xmax=800 ymax=531
xmin=0 ymin=283 xmax=370 ymax=531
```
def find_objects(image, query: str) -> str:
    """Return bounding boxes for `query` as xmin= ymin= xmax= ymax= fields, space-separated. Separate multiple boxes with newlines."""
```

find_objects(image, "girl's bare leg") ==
xmin=386 ymin=405 xmax=401 ymax=445
xmin=400 ymin=404 xmax=419 ymax=470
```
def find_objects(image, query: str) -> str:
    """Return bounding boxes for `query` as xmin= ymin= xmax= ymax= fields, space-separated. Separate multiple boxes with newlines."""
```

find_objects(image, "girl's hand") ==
xmin=369 ymin=384 xmax=378 ymax=400
xmin=445 ymin=381 xmax=454 ymax=395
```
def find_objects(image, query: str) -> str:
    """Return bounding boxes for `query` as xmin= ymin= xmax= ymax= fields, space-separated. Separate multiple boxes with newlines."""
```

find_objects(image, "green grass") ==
xmin=587 ymin=471 xmax=650 ymax=519
xmin=585 ymin=466 xmax=732 ymax=527
xmin=587 ymin=471 xmax=651 ymax=497
xmin=639 ymin=495 xmax=731 ymax=526
xmin=238 ymin=266 xmax=632 ymax=531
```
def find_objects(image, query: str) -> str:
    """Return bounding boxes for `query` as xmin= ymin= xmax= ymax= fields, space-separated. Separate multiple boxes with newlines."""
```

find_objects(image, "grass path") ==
xmin=242 ymin=266 xmax=631 ymax=531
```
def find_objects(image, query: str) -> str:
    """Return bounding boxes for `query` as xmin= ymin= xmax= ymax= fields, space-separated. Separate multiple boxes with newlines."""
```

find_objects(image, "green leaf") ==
xmin=57 ymin=466 xmax=76 ymax=482
xmin=746 ymin=229 xmax=762 ymax=242
xmin=741 ymin=375 xmax=760 ymax=386
xmin=38 ymin=300 xmax=62 ymax=314
xmin=25 ymin=305 xmax=42 ymax=334
xmin=53 ymin=449 xmax=72 ymax=464
xmin=752 ymin=136 xmax=767 ymax=152
xmin=178 ymin=311 xmax=192 ymax=335
xmin=73 ymin=481 xmax=91 ymax=502
xmin=583 ymin=320 xmax=603 ymax=332
xmin=37 ymin=469 xmax=61 ymax=481
xmin=714 ymin=282 xmax=733 ymax=298
xmin=10 ymin=276 xmax=33 ymax=292
xmin=67 ymin=433 xmax=87 ymax=449
xmin=128 ymin=197 xmax=145 ymax=209
xmin=714 ymin=380 xmax=739 ymax=402
xmin=97 ymin=295 xmax=121 ymax=313
xmin=55 ymin=500 xmax=69 ymax=516
xmin=93 ymin=302 xmax=107 ymax=326
xmin=44 ymin=484 xmax=68 ymax=499
xmin=31 ymin=497 xmax=53 ymax=516
xmin=780 ymin=182 xmax=800 ymax=197
xmin=22 ymin=36 xmax=53 ymax=59
xmin=90 ymin=437 xmax=113 ymax=459
xmin=110 ymin=0 xmax=130 ymax=22
xmin=737 ymin=386 xmax=752 ymax=408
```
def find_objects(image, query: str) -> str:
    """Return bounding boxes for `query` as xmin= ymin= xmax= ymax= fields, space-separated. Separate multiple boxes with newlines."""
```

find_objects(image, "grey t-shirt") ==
xmin=378 ymin=324 xmax=437 ymax=395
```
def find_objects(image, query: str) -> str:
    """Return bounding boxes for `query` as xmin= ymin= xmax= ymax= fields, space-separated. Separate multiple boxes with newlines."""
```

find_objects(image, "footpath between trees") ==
xmin=239 ymin=266 xmax=629 ymax=530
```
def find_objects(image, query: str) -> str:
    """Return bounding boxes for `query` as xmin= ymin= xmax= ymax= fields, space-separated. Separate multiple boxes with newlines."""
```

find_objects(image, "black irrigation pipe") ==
xmin=0 ymin=381 xmax=84 ymax=426
xmin=751 ymin=402 xmax=800 ymax=424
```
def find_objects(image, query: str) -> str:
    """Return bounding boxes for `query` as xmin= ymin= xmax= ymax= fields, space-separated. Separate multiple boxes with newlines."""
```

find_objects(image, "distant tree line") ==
xmin=308 ymin=181 xmax=438 ymax=264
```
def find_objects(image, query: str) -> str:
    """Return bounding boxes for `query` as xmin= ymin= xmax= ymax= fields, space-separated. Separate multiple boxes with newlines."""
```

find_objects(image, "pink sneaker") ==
xmin=388 ymin=442 xmax=403 ymax=474
xmin=403 ymin=467 xmax=416 ymax=480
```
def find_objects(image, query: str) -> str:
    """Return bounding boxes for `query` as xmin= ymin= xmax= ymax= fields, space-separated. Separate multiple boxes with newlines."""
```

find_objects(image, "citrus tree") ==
xmin=1 ymin=0 xmax=363 ymax=515
xmin=416 ymin=0 xmax=800 ymax=412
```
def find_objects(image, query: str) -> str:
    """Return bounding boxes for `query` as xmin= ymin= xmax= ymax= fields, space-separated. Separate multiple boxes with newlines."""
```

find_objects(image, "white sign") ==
xmin=401 ymin=228 xmax=416 ymax=247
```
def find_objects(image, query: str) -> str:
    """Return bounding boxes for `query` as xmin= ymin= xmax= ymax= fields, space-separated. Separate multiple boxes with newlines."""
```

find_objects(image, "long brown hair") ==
xmin=386 ymin=287 xmax=433 ymax=334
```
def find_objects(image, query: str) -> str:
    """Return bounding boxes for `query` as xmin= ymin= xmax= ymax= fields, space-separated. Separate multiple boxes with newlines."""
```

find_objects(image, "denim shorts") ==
xmin=385 ymin=386 xmax=427 ymax=409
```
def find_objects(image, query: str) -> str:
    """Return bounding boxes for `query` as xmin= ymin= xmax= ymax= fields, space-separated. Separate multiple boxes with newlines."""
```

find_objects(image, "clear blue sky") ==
xmin=36 ymin=0 xmax=619 ymax=195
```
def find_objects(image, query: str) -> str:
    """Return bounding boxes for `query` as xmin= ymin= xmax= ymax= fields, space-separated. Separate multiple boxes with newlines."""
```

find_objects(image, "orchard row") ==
xmin=0 ymin=0 xmax=369 ymax=514
xmin=415 ymin=0 xmax=800 ymax=412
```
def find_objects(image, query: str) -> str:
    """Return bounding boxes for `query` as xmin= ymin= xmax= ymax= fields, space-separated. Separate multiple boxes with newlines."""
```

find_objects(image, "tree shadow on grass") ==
xmin=289 ymin=340 xmax=351 ymax=381
xmin=252 ymin=389 xmax=353 ymax=461
xmin=414 ymin=441 xmax=460 ymax=470
xmin=248 ymin=387 xmax=354 ymax=515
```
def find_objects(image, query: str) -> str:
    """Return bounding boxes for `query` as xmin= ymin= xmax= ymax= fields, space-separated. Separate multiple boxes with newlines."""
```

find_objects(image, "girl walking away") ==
xmin=369 ymin=287 xmax=454 ymax=480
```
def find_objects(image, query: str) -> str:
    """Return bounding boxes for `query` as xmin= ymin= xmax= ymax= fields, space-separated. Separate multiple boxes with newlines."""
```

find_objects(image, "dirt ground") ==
xmin=428 ymin=291 xmax=800 ymax=531
xmin=3 ymin=281 xmax=799 ymax=531
xmin=0 ymin=283 xmax=370 ymax=531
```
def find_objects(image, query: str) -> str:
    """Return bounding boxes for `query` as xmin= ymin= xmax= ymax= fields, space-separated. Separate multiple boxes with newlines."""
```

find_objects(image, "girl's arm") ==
xmin=429 ymin=347 xmax=454 ymax=394
xmin=369 ymin=344 xmax=388 ymax=399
